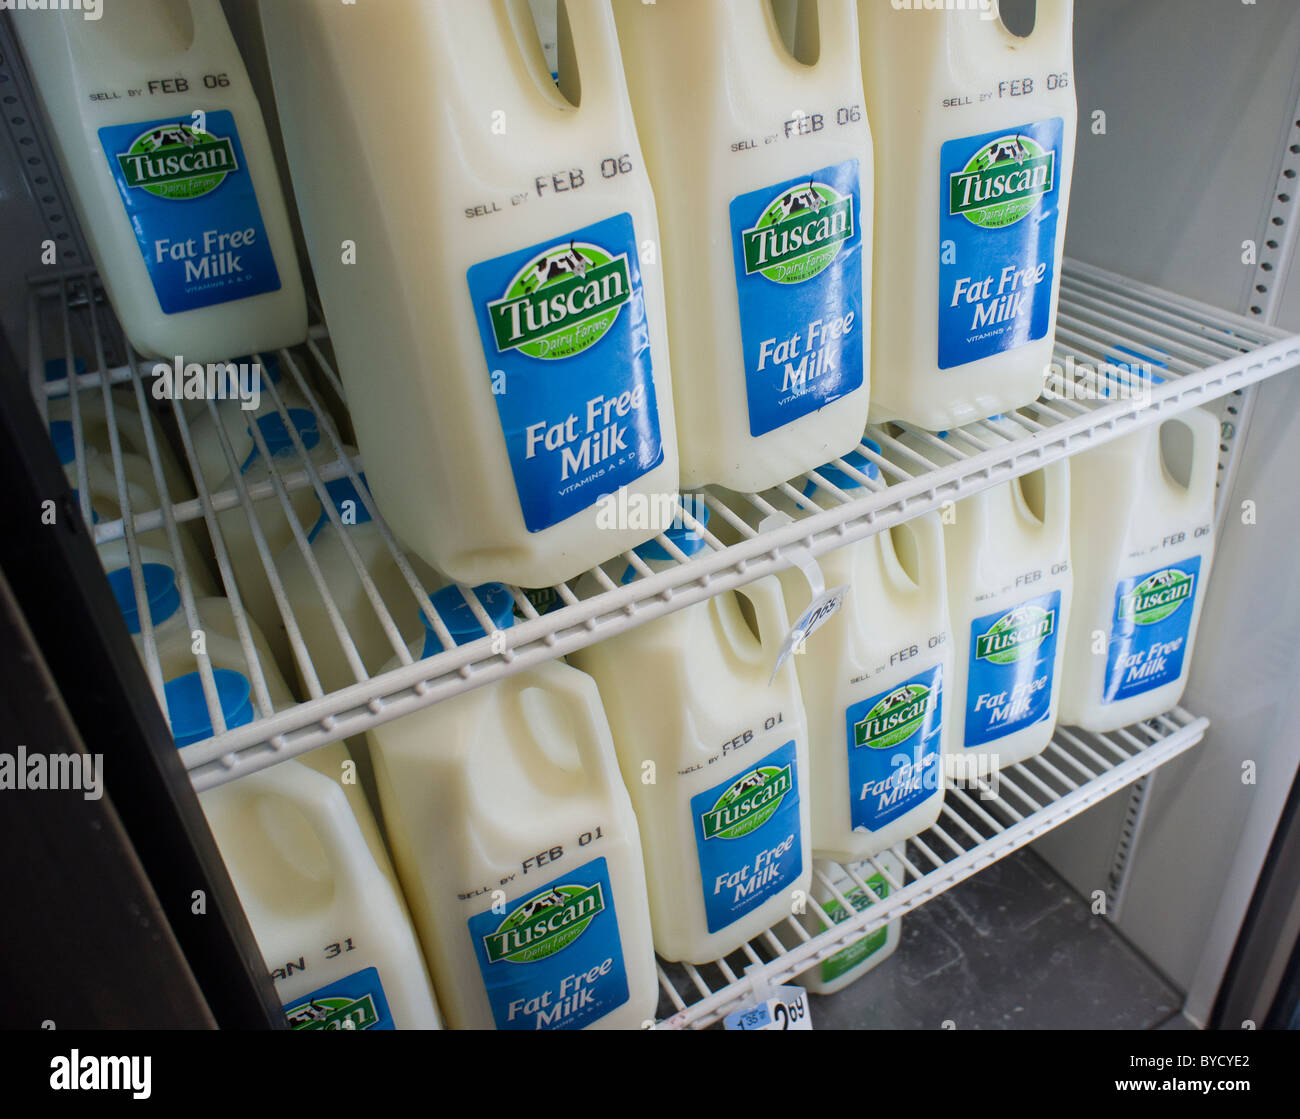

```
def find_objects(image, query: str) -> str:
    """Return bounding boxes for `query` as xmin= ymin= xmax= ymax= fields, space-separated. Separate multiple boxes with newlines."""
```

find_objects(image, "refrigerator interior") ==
xmin=0 ymin=0 xmax=1298 ymax=1029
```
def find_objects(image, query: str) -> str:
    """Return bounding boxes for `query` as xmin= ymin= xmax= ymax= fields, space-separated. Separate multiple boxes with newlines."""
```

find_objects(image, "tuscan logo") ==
xmin=700 ymin=764 xmax=793 ymax=840
xmin=1119 ymin=569 xmax=1194 ymax=626
xmin=949 ymin=133 xmax=1054 ymax=229
xmin=482 ymin=883 xmax=605 ymax=964
xmin=284 ymin=993 xmax=379 ymax=1031
xmin=854 ymin=684 xmax=931 ymax=750
xmin=741 ymin=178 xmax=853 ymax=284
xmin=115 ymin=122 xmax=238 ymax=200
xmin=974 ymin=604 xmax=1055 ymax=664
xmin=487 ymin=240 xmax=631 ymax=359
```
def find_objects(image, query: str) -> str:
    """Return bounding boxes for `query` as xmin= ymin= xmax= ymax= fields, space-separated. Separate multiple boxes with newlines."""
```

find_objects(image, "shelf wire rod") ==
xmin=1051 ymin=725 xmax=1118 ymax=775
xmin=1044 ymin=739 xmax=1101 ymax=782
xmin=944 ymin=784 xmax=1011 ymax=835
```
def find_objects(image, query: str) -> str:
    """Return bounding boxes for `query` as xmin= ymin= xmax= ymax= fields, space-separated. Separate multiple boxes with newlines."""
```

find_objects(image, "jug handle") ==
xmin=907 ymin=514 xmax=947 ymax=596
xmin=234 ymin=762 xmax=378 ymax=889
xmin=1167 ymin=409 xmax=1221 ymax=509
xmin=952 ymin=1 xmax=1075 ymax=62
xmin=1007 ymin=0 xmax=1075 ymax=57
xmin=1014 ymin=459 xmax=1070 ymax=534
xmin=532 ymin=668 xmax=624 ymax=789
xmin=552 ymin=0 xmax=629 ymax=113
xmin=800 ymin=1 xmax=865 ymax=77
xmin=734 ymin=576 xmax=794 ymax=668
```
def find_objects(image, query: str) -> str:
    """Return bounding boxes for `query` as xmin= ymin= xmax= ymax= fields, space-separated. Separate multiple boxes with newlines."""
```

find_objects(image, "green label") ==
xmin=819 ymin=875 xmax=890 ymax=984
xmin=700 ymin=764 xmax=793 ymax=840
xmin=853 ymin=684 xmax=932 ymax=751
xmin=486 ymin=243 xmax=631 ymax=358
xmin=115 ymin=122 xmax=238 ymax=200
xmin=481 ymin=883 xmax=605 ymax=964
xmin=284 ymin=993 xmax=378 ymax=1031
xmin=949 ymin=134 xmax=1055 ymax=229
xmin=1118 ymin=569 xmax=1194 ymax=626
xmin=740 ymin=180 xmax=853 ymax=283
xmin=974 ymin=604 xmax=1055 ymax=664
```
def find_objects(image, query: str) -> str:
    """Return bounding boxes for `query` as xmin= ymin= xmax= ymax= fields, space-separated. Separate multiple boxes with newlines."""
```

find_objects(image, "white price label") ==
xmin=723 ymin=986 xmax=812 ymax=1031
xmin=770 ymin=585 xmax=848 ymax=683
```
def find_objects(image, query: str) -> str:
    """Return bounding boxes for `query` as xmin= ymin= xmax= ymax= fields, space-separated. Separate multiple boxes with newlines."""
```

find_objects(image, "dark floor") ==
xmin=799 ymin=847 xmax=1183 ymax=1030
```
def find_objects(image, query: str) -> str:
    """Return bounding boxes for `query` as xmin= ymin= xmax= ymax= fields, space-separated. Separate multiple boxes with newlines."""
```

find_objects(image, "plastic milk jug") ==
xmin=777 ymin=849 xmax=902 ymax=996
xmin=895 ymin=419 xmax=1072 ymax=776
xmin=258 ymin=0 xmax=679 ymax=589
xmin=106 ymin=558 xmax=298 ymax=715
xmin=569 ymin=517 xmax=813 ymax=965
xmin=13 ymin=0 xmax=307 ymax=363
xmin=1059 ymin=410 xmax=1219 ymax=732
xmin=611 ymin=0 xmax=872 ymax=491
xmin=857 ymin=1 xmax=1077 ymax=430
xmin=368 ymin=606 xmax=658 ymax=1030
xmin=195 ymin=740 xmax=442 ymax=1030
xmin=774 ymin=456 xmax=952 ymax=861
xmin=45 ymin=357 xmax=195 ymax=504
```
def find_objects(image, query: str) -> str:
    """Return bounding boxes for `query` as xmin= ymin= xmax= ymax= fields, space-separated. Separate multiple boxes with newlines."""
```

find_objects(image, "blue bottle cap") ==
xmin=241 ymin=409 xmax=321 ymax=473
xmin=70 ymin=489 xmax=100 ymax=524
xmin=44 ymin=356 xmax=86 ymax=395
xmin=106 ymin=563 xmax=181 ymax=634
xmin=164 ymin=669 xmax=254 ymax=747
xmin=307 ymin=474 xmax=373 ymax=543
xmin=634 ymin=499 xmax=712 ymax=563
xmin=1101 ymin=346 xmax=1167 ymax=396
xmin=50 ymin=420 xmax=76 ymax=465
xmin=235 ymin=352 xmax=282 ymax=386
xmin=803 ymin=440 xmax=882 ymax=496
xmin=421 ymin=583 xmax=515 ymax=656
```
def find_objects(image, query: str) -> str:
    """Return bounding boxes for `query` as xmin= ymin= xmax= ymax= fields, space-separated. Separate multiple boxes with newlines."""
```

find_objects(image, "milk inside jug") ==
xmin=368 ymin=606 xmax=658 ymax=1030
xmin=777 ymin=850 xmax=902 ymax=996
xmin=1059 ymin=409 xmax=1218 ymax=732
xmin=258 ymin=0 xmax=679 ymax=588
xmin=13 ymin=0 xmax=307 ymax=362
xmin=894 ymin=417 xmax=1072 ymax=776
xmin=194 ymin=735 xmax=441 ymax=1029
xmin=773 ymin=453 xmax=952 ymax=861
xmin=570 ymin=516 xmax=813 ymax=964
xmin=612 ymin=0 xmax=872 ymax=491
xmin=858 ymin=1 xmax=1078 ymax=430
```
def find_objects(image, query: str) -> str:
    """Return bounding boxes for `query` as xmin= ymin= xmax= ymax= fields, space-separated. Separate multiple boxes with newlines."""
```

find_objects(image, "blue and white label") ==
xmin=1103 ymin=557 xmax=1201 ymax=703
xmin=965 ymin=590 xmax=1061 ymax=748
xmin=845 ymin=664 xmax=944 ymax=830
xmin=98 ymin=112 xmax=282 ymax=314
xmin=467 ymin=856 xmax=630 ymax=1030
xmin=282 ymin=966 xmax=395 ymax=1031
xmin=939 ymin=118 xmax=1063 ymax=369
xmin=730 ymin=161 xmax=864 ymax=436
xmin=691 ymin=740 xmax=803 ymax=934
xmin=467 ymin=213 xmax=663 ymax=533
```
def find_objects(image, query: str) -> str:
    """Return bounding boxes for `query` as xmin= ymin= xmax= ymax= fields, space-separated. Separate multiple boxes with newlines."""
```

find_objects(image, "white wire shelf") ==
xmin=652 ymin=706 xmax=1207 ymax=1030
xmin=25 ymin=260 xmax=1299 ymax=789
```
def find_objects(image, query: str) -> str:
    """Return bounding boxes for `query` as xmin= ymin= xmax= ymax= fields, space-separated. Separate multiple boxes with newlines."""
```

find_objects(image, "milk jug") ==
xmin=193 ymin=736 xmax=442 ymax=1029
xmin=258 ymin=0 xmax=679 ymax=589
xmin=1059 ymin=410 xmax=1219 ymax=732
xmin=895 ymin=419 xmax=1072 ymax=775
xmin=52 ymin=423 xmax=218 ymax=594
xmin=857 ymin=1 xmax=1077 ymax=430
xmin=774 ymin=456 xmax=952 ymax=861
xmin=611 ymin=0 xmax=872 ymax=491
xmin=45 ymin=357 xmax=195 ymax=505
xmin=13 ymin=1 xmax=307 ymax=363
xmin=106 ymin=559 xmax=297 ymax=718
xmin=777 ymin=850 xmax=902 ymax=996
xmin=368 ymin=606 xmax=658 ymax=1030
xmin=569 ymin=515 xmax=812 ymax=964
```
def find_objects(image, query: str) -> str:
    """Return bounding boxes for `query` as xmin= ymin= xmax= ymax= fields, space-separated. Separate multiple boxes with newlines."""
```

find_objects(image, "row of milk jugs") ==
xmin=175 ymin=408 xmax=1218 ymax=1029
xmin=18 ymin=0 xmax=1080 ymax=593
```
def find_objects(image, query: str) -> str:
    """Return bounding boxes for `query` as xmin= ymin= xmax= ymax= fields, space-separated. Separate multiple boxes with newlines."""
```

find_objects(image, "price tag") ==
xmin=760 ymin=512 xmax=848 ymax=683
xmin=723 ymin=985 xmax=812 ymax=1031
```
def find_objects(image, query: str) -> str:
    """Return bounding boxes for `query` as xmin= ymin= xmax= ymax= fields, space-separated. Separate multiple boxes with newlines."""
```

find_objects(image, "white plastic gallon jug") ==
xmin=45 ymin=357 xmax=195 ymax=504
xmin=612 ymin=0 xmax=872 ymax=491
xmin=858 ymin=1 xmax=1077 ymax=430
xmin=895 ymin=419 xmax=1072 ymax=775
xmin=570 ymin=514 xmax=813 ymax=965
xmin=194 ymin=739 xmax=442 ymax=1029
xmin=777 ymin=850 xmax=902 ymax=996
xmin=1059 ymin=410 xmax=1219 ymax=732
xmin=105 ymin=559 xmax=297 ymax=719
xmin=259 ymin=0 xmax=679 ymax=588
xmin=368 ymin=604 xmax=657 ymax=1030
xmin=773 ymin=453 xmax=952 ymax=862
xmin=13 ymin=0 xmax=307 ymax=362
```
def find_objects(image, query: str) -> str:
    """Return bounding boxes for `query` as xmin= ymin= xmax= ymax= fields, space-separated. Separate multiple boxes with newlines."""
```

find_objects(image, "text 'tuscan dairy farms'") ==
xmin=613 ymin=0 xmax=873 ymax=491
xmin=858 ymin=0 xmax=1077 ymax=431
xmin=258 ymin=0 xmax=679 ymax=588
